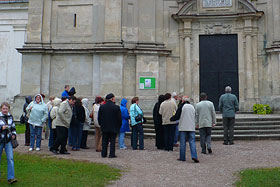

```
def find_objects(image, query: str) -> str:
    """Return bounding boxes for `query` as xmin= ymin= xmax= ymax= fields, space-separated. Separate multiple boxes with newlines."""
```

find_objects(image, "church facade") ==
xmin=16 ymin=0 xmax=280 ymax=112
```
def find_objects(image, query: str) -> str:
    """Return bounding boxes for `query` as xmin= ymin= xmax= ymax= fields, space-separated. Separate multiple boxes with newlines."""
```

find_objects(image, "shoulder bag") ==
xmin=134 ymin=104 xmax=143 ymax=123
xmin=11 ymin=138 xmax=19 ymax=148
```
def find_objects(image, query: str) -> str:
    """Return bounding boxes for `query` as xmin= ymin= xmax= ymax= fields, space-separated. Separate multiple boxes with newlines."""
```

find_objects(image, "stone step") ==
xmin=124 ymin=132 xmax=280 ymax=140
xmin=89 ymin=130 xmax=280 ymax=140
xmin=144 ymin=116 xmax=280 ymax=122
xmin=141 ymin=128 xmax=280 ymax=134
xmin=142 ymin=122 xmax=280 ymax=129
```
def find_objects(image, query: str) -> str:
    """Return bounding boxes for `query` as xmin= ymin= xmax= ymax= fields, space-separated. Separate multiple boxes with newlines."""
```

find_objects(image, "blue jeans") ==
xmin=48 ymin=127 xmax=54 ymax=148
xmin=72 ymin=123 xmax=83 ymax=149
xmin=30 ymin=125 xmax=42 ymax=149
xmin=179 ymin=131 xmax=198 ymax=161
xmin=119 ymin=132 xmax=126 ymax=148
xmin=132 ymin=123 xmax=144 ymax=150
xmin=0 ymin=142 xmax=15 ymax=180
xmin=68 ymin=127 xmax=73 ymax=146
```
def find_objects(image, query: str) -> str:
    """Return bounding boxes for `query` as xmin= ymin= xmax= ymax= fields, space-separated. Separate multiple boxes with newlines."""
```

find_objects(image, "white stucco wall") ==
xmin=0 ymin=2 xmax=28 ymax=103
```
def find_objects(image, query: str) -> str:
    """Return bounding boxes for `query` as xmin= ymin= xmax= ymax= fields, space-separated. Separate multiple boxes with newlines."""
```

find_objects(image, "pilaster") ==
xmin=272 ymin=0 xmax=280 ymax=44
xmin=26 ymin=0 xmax=44 ymax=44
xmin=183 ymin=20 xmax=192 ymax=97
xmin=104 ymin=0 xmax=122 ymax=42
xmin=179 ymin=28 xmax=184 ymax=94
xmin=244 ymin=18 xmax=254 ymax=99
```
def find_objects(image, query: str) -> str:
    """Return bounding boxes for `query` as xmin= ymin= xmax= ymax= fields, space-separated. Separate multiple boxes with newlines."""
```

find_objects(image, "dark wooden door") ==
xmin=199 ymin=34 xmax=239 ymax=110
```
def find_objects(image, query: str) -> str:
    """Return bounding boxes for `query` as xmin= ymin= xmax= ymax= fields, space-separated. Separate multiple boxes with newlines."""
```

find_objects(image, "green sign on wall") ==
xmin=139 ymin=77 xmax=156 ymax=89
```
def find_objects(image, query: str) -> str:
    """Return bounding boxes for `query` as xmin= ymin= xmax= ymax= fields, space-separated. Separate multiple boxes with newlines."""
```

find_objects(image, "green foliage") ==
xmin=15 ymin=123 xmax=25 ymax=134
xmin=253 ymin=104 xmax=272 ymax=114
xmin=264 ymin=104 xmax=272 ymax=114
xmin=236 ymin=167 xmax=280 ymax=187
xmin=0 ymin=153 xmax=121 ymax=187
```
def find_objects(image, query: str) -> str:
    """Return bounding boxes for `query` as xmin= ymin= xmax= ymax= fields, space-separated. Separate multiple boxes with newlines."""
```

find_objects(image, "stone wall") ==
xmin=13 ymin=0 xmax=280 ymax=116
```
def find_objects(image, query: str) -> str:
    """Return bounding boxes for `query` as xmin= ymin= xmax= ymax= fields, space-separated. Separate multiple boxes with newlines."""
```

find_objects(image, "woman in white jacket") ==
xmin=49 ymin=97 xmax=62 ymax=149
xmin=91 ymin=96 xmax=104 ymax=152
xmin=81 ymin=98 xmax=91 ymax=149
xmin=26 ymin=94 xmax=48 ymax=151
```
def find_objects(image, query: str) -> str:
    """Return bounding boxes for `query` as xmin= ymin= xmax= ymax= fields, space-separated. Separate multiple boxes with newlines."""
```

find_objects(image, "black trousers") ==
xmin=52 ymin=126 xmax=68 ymax=153
xmin=155 ymin=124 xmax=164 ymax=149
xmin=222 ymin=117 xmax=235 ymax=143
xmin=52 ymin=129 xmax=57 ymax=143
xmin=163 ymin=124 xmax=176 ymax=151
xmin=101 ymin=132 xmax=116 ymax=157
xmin=25 ymin=122 xmax=30 ymax=145
xmin=80 ymin=130 xmax=88 ymax=148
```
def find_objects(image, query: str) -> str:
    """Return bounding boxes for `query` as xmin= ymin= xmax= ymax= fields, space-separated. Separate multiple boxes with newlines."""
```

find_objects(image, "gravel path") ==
xmin=15 ymin=134 xmax=280 ymax=187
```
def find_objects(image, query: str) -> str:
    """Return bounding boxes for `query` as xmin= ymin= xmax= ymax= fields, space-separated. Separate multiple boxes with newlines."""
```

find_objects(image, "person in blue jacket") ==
xmin=130 ymin=97 xmax=144 ymax=150
xmin=61 ymin=85 xmax=70 ymax=99
xmin=119 ymin=98 xmax=130 ymax=149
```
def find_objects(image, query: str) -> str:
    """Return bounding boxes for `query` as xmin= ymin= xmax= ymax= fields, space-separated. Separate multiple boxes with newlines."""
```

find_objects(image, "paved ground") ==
xmin=15 ymin=134 xmax=280 ymax=187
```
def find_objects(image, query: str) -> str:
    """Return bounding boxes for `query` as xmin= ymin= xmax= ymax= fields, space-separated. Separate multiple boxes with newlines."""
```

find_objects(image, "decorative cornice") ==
xmin=204 ymin=23 xmax=232 ymax=35
xmin=17 ymin=43 xmax=172 ymax=56
xmin=172 ymin=0 xmax=263 ymax=21
xmin=266 ymin=41 xmax=280 ymax=54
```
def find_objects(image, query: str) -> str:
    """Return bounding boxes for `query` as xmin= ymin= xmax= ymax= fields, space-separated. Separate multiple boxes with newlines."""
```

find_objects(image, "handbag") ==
xmin=11 ymin=138 xmax=19 ymax=149
xmin=134 ymin=104 xmax=143 ymax=123
xmin=20 ymin=114 xmax=25 ymax=124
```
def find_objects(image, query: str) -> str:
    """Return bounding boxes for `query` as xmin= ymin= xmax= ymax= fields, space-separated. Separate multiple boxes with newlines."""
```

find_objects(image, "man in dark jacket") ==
xmin=153 ymin=95 xmax=165 ymax=150
xmin=98 ymin=93 xmax=122 ymax=158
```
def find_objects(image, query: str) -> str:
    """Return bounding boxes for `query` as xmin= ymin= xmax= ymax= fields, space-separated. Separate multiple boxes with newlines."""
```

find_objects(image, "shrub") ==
xmin=253 ymin=104 xmax=272 ymax=114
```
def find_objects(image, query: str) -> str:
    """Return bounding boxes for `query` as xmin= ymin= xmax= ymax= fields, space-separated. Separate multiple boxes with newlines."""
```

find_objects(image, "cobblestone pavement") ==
xmin=15 ymin=134 xmax=280 ymax=187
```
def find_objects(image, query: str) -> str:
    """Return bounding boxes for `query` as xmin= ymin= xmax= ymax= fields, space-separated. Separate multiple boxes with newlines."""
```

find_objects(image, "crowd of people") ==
xmin=0 ymin=84 xmax=239 ymax=184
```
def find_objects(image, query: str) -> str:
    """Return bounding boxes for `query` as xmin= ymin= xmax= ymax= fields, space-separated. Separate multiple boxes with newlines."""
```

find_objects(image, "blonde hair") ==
xmin=49 ymin=96 xmax=55 ymax=101
xmin=0 ymin=102 xmax=10 ymax=110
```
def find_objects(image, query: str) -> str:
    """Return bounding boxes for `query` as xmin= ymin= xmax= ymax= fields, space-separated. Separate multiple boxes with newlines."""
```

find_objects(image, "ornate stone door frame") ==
xmin=172 ymin=0 xmax=263 ymax=111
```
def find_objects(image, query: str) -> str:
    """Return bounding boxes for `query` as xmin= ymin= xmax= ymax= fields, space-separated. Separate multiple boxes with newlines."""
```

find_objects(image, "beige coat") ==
xmin=50 ymin=98 xmax=62 ymax=129
xmin=55 ymin=100 xmax=72 ymax=128
xmin=159 ymin=99 xmax=177 ymax=125
xmin=195 ymin=100 xmax=216 ymax=128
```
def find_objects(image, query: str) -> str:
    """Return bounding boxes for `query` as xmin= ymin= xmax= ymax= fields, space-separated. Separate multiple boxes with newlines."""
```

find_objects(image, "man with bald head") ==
xmin=218 ymin=86 xmax=239 ymax=145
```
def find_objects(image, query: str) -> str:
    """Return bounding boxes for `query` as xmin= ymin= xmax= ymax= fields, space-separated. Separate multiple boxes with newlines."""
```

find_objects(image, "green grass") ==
xmin=0 ymin=153 xmax=122 ymax=187
xmin=236 ymin=167 xmax=280 ymax=187
xmin=15 ymin=123 xmax=25 ymax=134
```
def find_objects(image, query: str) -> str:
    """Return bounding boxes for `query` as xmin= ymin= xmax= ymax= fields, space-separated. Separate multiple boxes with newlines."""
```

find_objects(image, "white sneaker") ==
xmin=36 ymin=147 xmax=40 ymax=151
xmin=29 ymin=148 xmax=33 ymax=151
xmin=120 ymin=147 xmax=127 ymax=150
